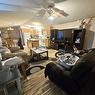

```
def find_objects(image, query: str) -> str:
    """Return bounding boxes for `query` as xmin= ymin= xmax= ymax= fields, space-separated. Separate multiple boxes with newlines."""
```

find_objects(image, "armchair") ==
xmin=45 ymin=50 xmax=95 ymax=94
xmin=2 ymin=47 xmax=29 ymax=64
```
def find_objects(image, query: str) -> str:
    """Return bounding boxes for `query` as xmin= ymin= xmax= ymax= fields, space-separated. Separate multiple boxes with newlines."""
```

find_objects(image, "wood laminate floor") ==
xmin=23 ymin=70 xmax=67 ymax=95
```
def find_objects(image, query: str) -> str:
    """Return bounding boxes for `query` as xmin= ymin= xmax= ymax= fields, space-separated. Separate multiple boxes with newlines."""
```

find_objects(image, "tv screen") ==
xmin=57 ymin=31 xmax=64 ymax=40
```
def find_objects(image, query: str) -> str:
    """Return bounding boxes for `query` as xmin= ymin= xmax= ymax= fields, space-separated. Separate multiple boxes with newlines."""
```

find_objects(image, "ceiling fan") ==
xmin=36 ymin=0 xmax=68 ymax=18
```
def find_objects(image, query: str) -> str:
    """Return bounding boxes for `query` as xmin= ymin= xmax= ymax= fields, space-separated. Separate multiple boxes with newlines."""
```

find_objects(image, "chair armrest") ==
xmin=45 ymin=62 xmax=71 ymax=78
xmin=2 ymin=53 xmax=16 ymax=59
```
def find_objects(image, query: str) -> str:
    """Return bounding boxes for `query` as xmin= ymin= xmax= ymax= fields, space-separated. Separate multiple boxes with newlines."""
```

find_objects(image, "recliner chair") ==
xmin=45 ymin=50 xmax=95 ymax=94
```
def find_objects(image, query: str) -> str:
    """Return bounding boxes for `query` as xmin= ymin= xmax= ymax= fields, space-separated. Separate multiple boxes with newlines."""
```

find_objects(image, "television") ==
xmin=57 ymin=31 xmax=64 ymax=41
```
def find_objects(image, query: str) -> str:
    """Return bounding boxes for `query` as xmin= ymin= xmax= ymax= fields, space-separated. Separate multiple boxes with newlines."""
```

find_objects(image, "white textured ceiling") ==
xmin=0 ymin=0 xmax=95 ymax=27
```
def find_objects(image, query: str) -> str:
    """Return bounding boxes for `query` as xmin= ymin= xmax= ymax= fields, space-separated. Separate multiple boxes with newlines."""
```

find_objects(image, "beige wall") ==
xmin=53 ymin=17 xmax=95 ymax=49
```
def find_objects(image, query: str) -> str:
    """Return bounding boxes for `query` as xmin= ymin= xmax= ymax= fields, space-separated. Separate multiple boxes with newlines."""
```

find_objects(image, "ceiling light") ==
xmin=48 ymin=16 xmax=56 ymax=20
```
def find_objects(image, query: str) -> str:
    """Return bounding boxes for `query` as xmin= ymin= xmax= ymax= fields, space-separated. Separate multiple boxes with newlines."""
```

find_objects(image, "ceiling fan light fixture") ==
xmin=48 ymin=15 xmax=56 ymax=20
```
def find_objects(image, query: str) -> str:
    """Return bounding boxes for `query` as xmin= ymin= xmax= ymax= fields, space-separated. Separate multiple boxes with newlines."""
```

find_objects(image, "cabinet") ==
xmin=73 ymin=29 xmax=86 ymax=49
xmin=27 ymin=39 xmax=39 ymax=49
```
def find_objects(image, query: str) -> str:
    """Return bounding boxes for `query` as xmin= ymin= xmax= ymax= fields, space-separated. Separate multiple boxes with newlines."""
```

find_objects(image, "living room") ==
xmin=0 ymin=0 xmax=95 ymax=95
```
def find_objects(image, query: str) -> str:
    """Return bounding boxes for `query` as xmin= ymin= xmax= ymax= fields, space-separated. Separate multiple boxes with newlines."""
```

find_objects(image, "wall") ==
xmin=53 ymin=17 xmax=95 ymax=49
xmin=53 ymin=20 xmax=81 ymax=29
xmin=23 ymin=32 xmax=31 ymax=46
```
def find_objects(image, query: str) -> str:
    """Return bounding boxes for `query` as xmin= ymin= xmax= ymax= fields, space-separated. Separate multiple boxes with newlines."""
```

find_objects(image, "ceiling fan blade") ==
xmin=60 ymin=11 xmax=68 ymax=17
xmin=51 ymin=0 xmax=66 ymax=3
xmin=36 ymin=9 xmax=46 ymax=17
xmin=53 ymin=7 xmax=68 ymax=17
xmin=53 ymin=7 xmax=61 ymax=12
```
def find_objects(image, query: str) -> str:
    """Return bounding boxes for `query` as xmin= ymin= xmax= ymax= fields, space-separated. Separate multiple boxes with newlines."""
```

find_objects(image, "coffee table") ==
xmin=30 ymin=48 xmax=48 ymax=61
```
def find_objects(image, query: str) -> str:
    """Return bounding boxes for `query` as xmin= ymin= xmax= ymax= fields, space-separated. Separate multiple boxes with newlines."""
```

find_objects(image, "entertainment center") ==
xmin=50 ymin=28 xmax=86 ymax=50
